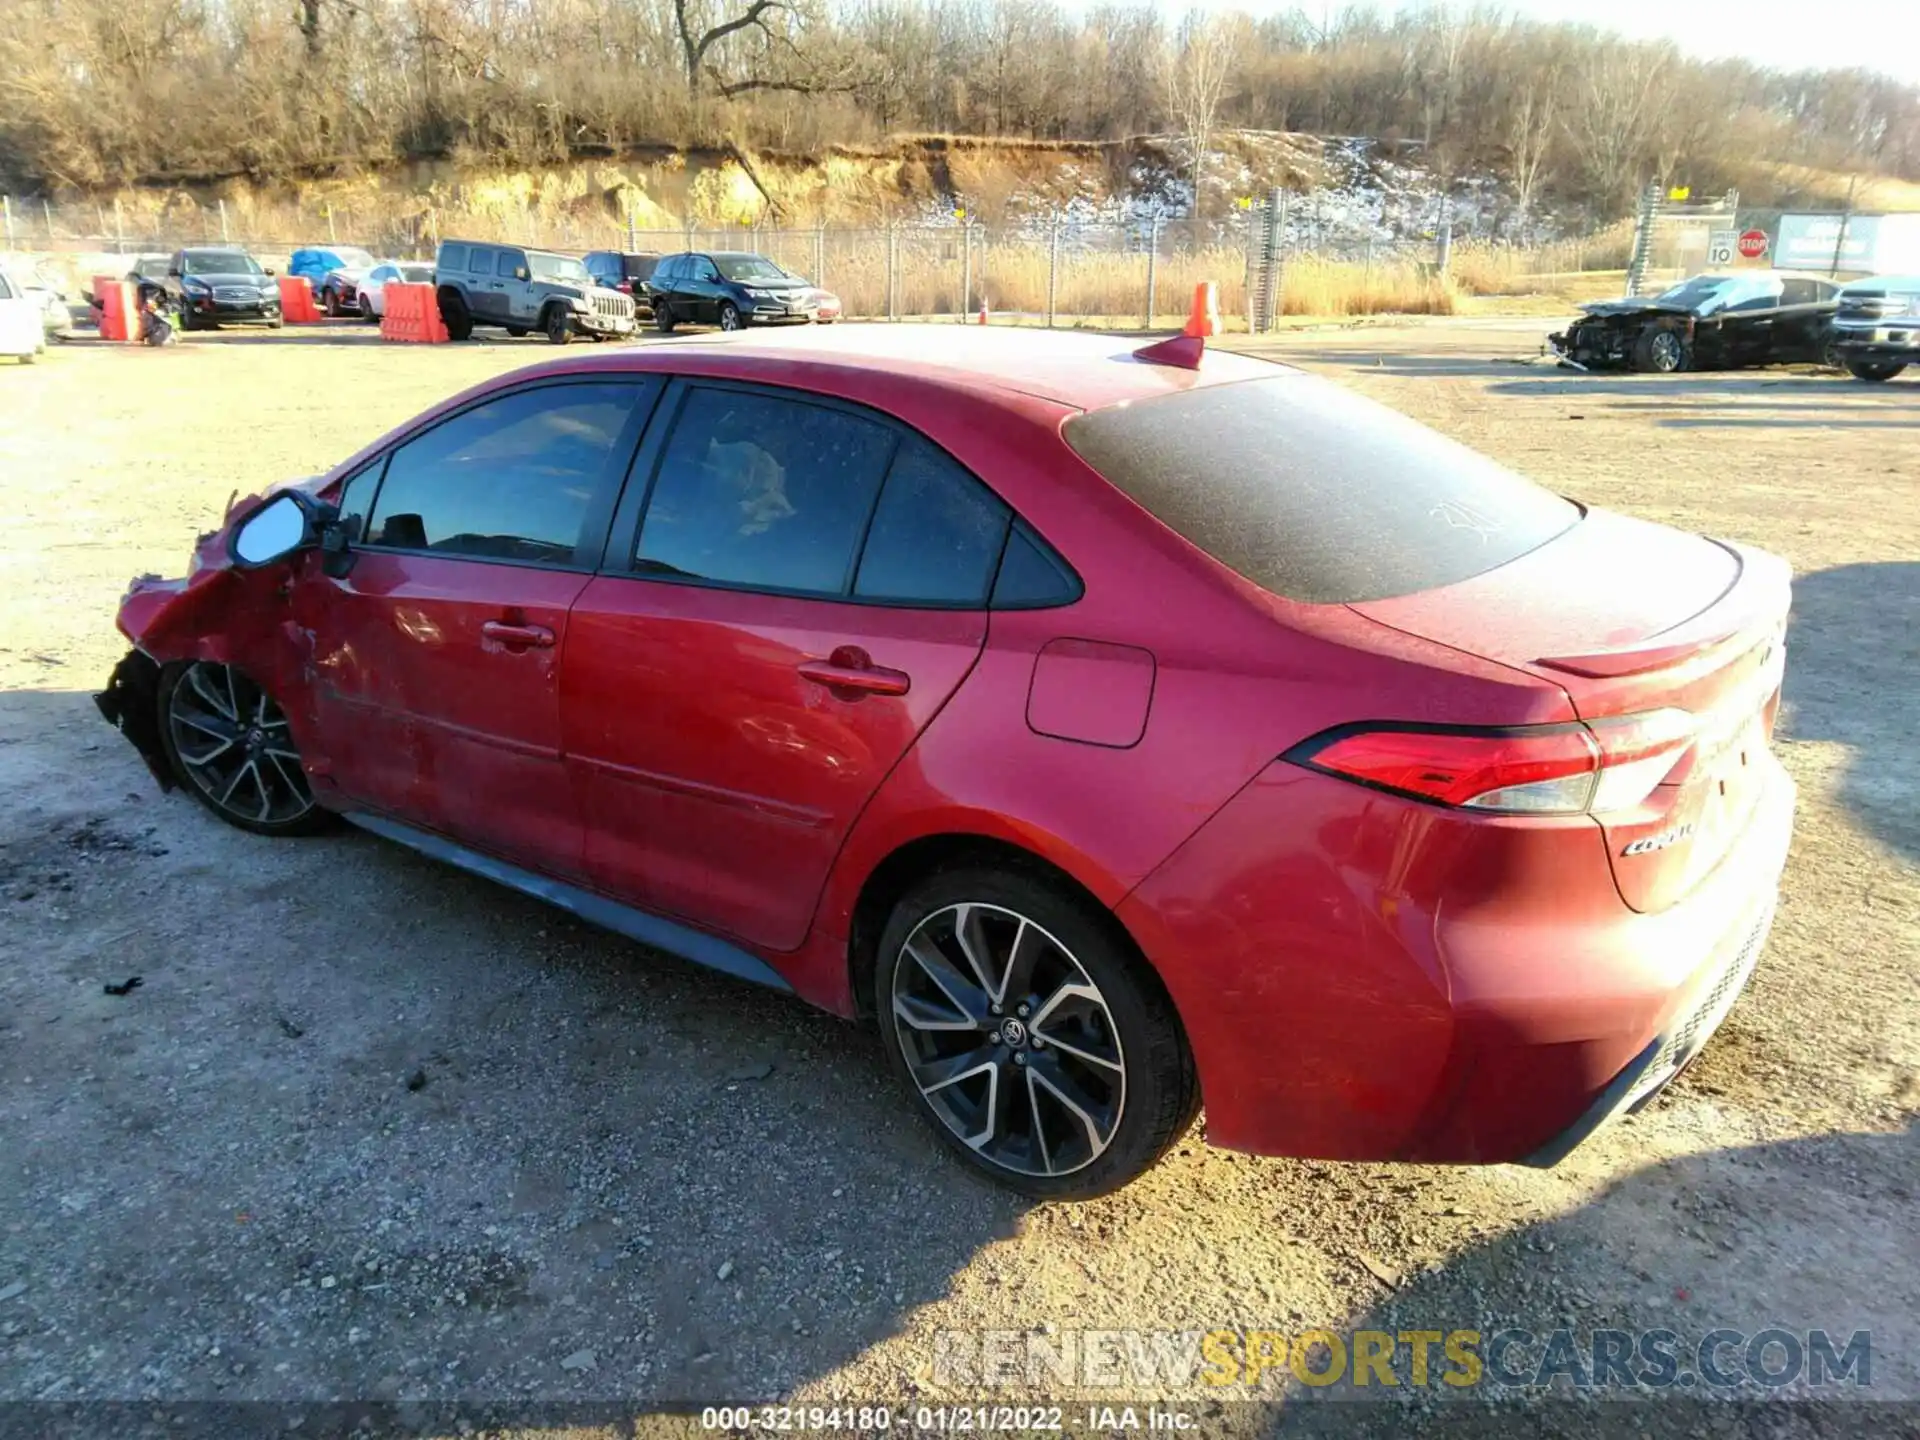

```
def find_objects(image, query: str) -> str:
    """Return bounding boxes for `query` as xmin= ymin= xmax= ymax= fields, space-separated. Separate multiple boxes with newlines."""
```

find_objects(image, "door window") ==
xmin=1780 ymin=278 xmax=1821 ymax=306
xmin=362 ymin=383 xmax=648 ymax=567
xmin=496 ymin=251 xmax=522 ymax=279
xmin=0 ymin=273 xmax=13 ymax=301
xmin=439 ymin=244 xmax=468 ymax=272
xmin=854 ymin=436 xmax=1011 ymax=605
xmin=467 ymin=247 xmax=495 ymax=275
xmin=692 ymin=258 xmax=719 ymax=282
xmin=634 ymin=387 xmax=897 ymax=595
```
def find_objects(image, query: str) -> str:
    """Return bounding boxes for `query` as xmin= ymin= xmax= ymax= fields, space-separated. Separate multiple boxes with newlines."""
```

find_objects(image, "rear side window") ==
xmin=635 ymin=388 xmax=897 ymax=595
xmin=855 ymin=437 xmax=1010 ymax=605
xmin=1063 ymin=375 xmax=1578 ymax=604
xmin=625 ymin=256 xmax=659 ymax=281
xmin=363 ymin=382 xmax=646 ymax=566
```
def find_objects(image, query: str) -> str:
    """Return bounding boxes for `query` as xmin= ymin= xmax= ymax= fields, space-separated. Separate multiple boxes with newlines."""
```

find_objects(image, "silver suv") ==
xmin=1831 ymin=274 xmax=1919 ymax=381
xmin=433 ymin=241 xmax=636 ymax=344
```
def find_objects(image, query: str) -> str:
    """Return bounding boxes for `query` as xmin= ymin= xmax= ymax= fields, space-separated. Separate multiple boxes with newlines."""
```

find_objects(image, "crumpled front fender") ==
xmin=98 ymin=485 xmax=321 ymax=790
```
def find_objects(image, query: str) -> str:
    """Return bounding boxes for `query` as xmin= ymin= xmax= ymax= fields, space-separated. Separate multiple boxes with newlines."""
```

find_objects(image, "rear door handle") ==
xmin=482 ymin=620 xmax=555 ymax=649
xmin=799 ymin=648 xmax=910 ymax=697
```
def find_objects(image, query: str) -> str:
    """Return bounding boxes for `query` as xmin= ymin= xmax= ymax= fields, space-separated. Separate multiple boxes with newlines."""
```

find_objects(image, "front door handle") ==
xmin=482 ymin=619 xmax=555 ymax=649
xmin=799 ymin=646 xmax=910 ymax=697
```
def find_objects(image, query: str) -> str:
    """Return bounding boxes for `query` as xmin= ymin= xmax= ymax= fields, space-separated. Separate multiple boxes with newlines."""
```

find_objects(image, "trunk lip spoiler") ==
xmin=1532 ymin=540 xmax=1791 ymax=679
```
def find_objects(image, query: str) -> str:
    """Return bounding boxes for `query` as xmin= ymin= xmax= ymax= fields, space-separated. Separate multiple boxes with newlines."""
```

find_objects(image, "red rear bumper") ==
xmin=1118 ymin=753 xmax=1795 ymax=1165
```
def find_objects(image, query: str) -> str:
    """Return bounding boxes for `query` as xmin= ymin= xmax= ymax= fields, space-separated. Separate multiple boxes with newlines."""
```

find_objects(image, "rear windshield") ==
xmin=1062 ymin=375 xmax=1579 ymax=604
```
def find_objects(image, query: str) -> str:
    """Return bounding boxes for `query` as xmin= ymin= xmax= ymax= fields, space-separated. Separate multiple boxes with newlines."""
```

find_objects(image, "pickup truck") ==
xmin=1830 ymin=274 xmax=1920 ymax=381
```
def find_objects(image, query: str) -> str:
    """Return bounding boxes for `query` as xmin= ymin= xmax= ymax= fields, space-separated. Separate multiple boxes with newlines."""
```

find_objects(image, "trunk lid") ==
xmin=1353 ymin=510 xmax=1790 ymax=913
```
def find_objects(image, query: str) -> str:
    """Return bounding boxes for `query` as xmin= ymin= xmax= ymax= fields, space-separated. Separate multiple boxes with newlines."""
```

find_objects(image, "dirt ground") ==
xmin=0 ymin=321 xmax=1916 ymax=1438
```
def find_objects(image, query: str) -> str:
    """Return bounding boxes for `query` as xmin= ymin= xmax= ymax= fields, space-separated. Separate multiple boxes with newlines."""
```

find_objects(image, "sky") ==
xmin=1218 ymin=0 xmax=1920 ymax=85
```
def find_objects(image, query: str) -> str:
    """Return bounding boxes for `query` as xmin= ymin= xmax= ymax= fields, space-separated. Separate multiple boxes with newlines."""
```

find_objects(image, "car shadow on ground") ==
xmin=1783 ymin=561 xmax=1920 ymax=864
xmin=0 ymin=686 xmax=1028 ymax=1420
xmin=1264 ymin=1119 xmax=1918 ymax=1438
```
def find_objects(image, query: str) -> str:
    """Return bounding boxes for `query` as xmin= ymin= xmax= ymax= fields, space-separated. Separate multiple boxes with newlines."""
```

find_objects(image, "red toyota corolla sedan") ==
xmin=95 ymin=326 xmax=1794 ymax=1198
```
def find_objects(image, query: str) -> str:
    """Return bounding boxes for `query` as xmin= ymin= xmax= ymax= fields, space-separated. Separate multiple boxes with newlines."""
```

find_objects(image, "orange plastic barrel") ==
xmin=93 ymin=278 xmax=139 ymax=343
xmin=277 ymin=275 xmax=319 ymax=323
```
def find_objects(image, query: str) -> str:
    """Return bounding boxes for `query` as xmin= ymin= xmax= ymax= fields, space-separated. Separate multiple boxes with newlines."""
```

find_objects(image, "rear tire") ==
xmin=440 ymin=291 xmax=473 ymax=341
xmin=1846 ymin=359 xmax=1908 ymax=382
xmin=1632 ymin=326 xmax=1690 ymax=373
xmin=875 ymin=867 xmax=1199 ymax=1200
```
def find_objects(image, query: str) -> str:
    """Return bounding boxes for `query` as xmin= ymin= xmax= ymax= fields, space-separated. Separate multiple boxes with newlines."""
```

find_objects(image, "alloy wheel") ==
xmin=890 ymin=902 xmax=1126 ymax=1178
xmin=719 ymin=304 xmax=742 ymax=332
xmin=166 ymin=662 xmax=314 ymax=826
xmin=1650 ymin=331 xmax=1684 ymax=371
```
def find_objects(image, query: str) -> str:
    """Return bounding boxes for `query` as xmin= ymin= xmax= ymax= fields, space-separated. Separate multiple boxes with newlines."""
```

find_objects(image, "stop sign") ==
xmin=1737 ymin=229 xmax=1770 ymax=260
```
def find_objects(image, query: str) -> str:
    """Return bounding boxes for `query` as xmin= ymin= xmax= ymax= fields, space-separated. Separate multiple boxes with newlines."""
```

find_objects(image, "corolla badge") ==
xmin=1623 ymin=823 xmax=1694 ymax=856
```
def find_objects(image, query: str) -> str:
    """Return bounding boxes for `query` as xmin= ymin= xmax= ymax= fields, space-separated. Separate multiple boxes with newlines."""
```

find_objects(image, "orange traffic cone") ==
xmin=978 ymin=297 xmax=989 ymax=326
xmin=1131 ymin=280 xmax=1216 ymax=369
xmin=1183 ymin=281 xmax=1219 ymax=338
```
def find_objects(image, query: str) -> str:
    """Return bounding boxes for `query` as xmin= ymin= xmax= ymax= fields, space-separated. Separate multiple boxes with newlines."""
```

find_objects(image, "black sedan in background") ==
xmin=1551 ymin=271 xmax=1841 ymax=373
xmin=647 ymin=251 xmax=840 ymax=331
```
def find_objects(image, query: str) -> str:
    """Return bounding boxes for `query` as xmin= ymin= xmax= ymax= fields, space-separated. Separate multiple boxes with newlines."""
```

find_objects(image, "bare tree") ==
xmin=672 ymin=0 xmax=841 ymax=100
xmin=1563 ymin=42 xmax=1672 ymax=212
xmin=1507 ymin=73 xmax=1559 ymax=228
xmin=1164 ymin=9 xmax=1232 ymax=211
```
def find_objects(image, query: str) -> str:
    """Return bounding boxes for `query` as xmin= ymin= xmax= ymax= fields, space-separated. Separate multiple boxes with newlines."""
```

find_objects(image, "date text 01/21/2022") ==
xmin=698 ymin=1405 xmax=1195 ymax=1431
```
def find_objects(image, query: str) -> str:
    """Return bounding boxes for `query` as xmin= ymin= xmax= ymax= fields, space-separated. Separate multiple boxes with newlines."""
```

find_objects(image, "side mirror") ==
xmin=230 ymin=491 xmax=329 ymax=567
xmin=516 ymin=267 xmax=530 ymax=281
xmin=265 ymin=267 xmax=277 ymax=277
xmin=167 ymin=269 xmax=181 ymax=278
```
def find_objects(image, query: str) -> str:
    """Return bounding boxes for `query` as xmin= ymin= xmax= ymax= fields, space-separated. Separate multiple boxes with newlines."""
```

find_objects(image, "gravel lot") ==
xmin=1 ymin=322 xmax=1916 ymax=1438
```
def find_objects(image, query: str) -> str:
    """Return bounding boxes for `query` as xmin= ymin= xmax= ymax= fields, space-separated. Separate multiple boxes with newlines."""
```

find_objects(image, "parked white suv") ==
xmin=1831 ymin=274 xmax=1920 ymax=381
xmin=0 ymin=264 xmax=48 ymax=363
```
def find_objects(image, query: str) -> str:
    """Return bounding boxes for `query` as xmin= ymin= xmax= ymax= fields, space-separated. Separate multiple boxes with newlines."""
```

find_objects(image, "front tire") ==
xmin=159 ymin=662 xmax=330 ymax=837
xmin=717 ymin=302 xmax=742 ymax=332
xmin=654 ymin=302 xmax=676 ymax=333
xmin=875 ymin=868 xmax=1198 ymax=1199
xmin=1846 ymin=359 xmax=1908 ymax=382
xmin=545 ymin=306 xmax=573 ymax=345
xmin=361 ymin=294 xmax=378 ymax=322
xmin=1632 ymin=326 xmax=1689 ymax=373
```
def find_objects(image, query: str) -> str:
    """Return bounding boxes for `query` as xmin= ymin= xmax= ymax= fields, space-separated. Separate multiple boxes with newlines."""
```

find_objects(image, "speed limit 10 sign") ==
xmin=1707 ymin=229 xmax=1737 ymax=265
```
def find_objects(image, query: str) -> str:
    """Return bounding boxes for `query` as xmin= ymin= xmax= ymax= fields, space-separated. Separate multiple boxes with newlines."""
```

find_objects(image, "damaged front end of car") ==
xmin=93 ymin=485 xmax=335 ymax=793
xmin=1550 ymin=304 xmax=1695 ymax=373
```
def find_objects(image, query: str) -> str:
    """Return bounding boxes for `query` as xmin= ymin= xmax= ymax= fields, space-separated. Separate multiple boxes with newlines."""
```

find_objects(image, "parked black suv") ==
xmin=583 ymin=251 xmax=662 ymax=314
xmin=433 ymin=241 xmax=637 ymax=344
xmin=648 ymin=251 xmax=831 ymax=331
xmin=163 ymin=249 xmax=282 ymax=331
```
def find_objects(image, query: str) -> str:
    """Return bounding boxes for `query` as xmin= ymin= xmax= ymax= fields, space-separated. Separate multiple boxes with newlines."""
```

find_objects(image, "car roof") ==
xmin=1841 ymin=273 xmax=1920 ymax=289
xmin=504 ymin=324 xmax=1289 ymax=411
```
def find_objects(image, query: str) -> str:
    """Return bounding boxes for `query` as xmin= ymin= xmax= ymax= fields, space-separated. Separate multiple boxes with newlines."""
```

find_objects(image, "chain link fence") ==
xmin=4 ymin=191 xmax=1626 ymax=328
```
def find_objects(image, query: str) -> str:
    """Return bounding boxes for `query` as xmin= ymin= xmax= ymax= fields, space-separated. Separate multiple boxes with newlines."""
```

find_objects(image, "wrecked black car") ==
xmin=1550 ymin=272 xmax=1842 ymax=373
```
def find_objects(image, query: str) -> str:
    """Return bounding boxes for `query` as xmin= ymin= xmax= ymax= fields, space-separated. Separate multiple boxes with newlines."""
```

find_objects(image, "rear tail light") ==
xmin=1286 ymin=710 xmax=1695 ymax=817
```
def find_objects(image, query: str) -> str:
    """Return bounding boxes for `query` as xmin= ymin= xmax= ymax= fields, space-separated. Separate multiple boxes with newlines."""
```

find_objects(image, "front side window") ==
xmin=496 ymin=251 xmax=521 ymax=279
xmin=363 ymin=383 xmax=646 ymax=566
xmin=635 ymin=388 xmax=897 ymax=595
xmin=467 ymin=248 xmax=495 ymax=275
xmin=0 ymin=273 xmax=14 ymax=301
